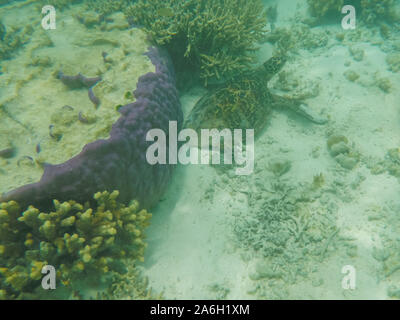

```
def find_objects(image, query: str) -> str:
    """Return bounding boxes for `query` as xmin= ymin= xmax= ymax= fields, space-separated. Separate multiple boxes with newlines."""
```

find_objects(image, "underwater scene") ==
xmin=0 ymin=0 xmax=400 ymax=300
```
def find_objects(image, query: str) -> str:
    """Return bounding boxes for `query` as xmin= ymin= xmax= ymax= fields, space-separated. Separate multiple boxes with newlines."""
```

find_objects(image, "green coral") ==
xmin=0 ymin=190 xmax=152 ymax=299
xmin=125 ymin=0 xmax=268 ymax=87
xmin=0 ymin=23 xmax=33 ymax=61
xmin=0 ymin=21 xmax=5 ymax=40
xmin=86 ymin=0 xmax=131 ymax=16
xmin=307 ymin=0 xmax=344 ymax=19
xmin=360 ymin=0 xmax=398 ymax=25
xmin=200 ymin=71 xmax=272 ymax=132
xmin=37 ymin=0 xmax=82 ymax=11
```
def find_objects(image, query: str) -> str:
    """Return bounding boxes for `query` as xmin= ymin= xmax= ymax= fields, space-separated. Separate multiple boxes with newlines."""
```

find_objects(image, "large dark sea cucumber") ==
xmin=0 ymin=47 xmax=183 ymax=209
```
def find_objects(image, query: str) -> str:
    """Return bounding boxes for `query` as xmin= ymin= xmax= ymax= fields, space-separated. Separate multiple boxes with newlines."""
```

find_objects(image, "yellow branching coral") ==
xmin=126 ymin=0 xmax=268 ymax=86
xmin=0 ymin=191 xmax=151 ymax=299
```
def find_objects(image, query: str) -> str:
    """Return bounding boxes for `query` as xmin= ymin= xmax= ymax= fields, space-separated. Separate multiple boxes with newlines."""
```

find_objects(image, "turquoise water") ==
xmin=0 ymin=0 xmax=400 ymax=300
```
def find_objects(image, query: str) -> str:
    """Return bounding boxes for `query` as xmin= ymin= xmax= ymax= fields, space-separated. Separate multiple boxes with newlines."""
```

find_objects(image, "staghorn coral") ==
xmin=86 ymin=0 xmax=132 ymax=16
xmin=36 ymin=0 xmax=82 ymax=11
xmin=0 ymin=190 xmax=151 ymax=299
xmin=126 ymin=0 xmax=268 ymax=87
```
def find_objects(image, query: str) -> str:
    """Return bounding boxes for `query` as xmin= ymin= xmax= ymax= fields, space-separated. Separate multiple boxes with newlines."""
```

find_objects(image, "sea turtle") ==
xmin=185 ymin=55 xmax=327 ymax=135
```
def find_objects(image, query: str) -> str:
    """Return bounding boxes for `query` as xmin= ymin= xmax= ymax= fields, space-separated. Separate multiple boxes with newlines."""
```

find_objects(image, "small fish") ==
xmin=157 ymin=7 xmax=174 ymax=17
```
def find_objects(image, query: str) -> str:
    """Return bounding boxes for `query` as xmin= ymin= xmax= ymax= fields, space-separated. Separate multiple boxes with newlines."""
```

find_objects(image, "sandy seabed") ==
xmin=143 ymin=0 xmax=400 ymax=299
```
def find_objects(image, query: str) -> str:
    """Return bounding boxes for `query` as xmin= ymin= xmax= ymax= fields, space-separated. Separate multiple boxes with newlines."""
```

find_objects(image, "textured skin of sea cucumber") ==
xmin=0 ymin=46 xmax=183 ymax=209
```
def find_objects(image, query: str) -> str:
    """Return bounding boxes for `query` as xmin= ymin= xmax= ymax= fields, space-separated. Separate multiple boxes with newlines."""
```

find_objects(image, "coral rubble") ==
xmin=327 ymin=135 xmax=359 ymax=170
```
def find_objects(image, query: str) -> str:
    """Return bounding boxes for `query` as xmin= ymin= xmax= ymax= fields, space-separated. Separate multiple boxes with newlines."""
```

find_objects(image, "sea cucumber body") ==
xmin=1 ymin=47 xmax=182 ymax=209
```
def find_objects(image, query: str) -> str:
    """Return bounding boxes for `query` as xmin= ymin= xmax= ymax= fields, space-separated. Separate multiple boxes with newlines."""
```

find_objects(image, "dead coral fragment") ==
xmin=268 ymin=159 xmax=292 ymax=177
xmin=0 ymin=191 xmax=151 ymax=299
xmin=386 ymin=53 xmax=400 ymax=73
xmin=235 ymin=183 xmax=342 ymax=286
xmin=327 ymin=135 xmax=359 ymax=170
xmin=344 ymin=70 xmax=360 ymax=82
xmin=97 ymin=261 xmax=163 ymax=300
